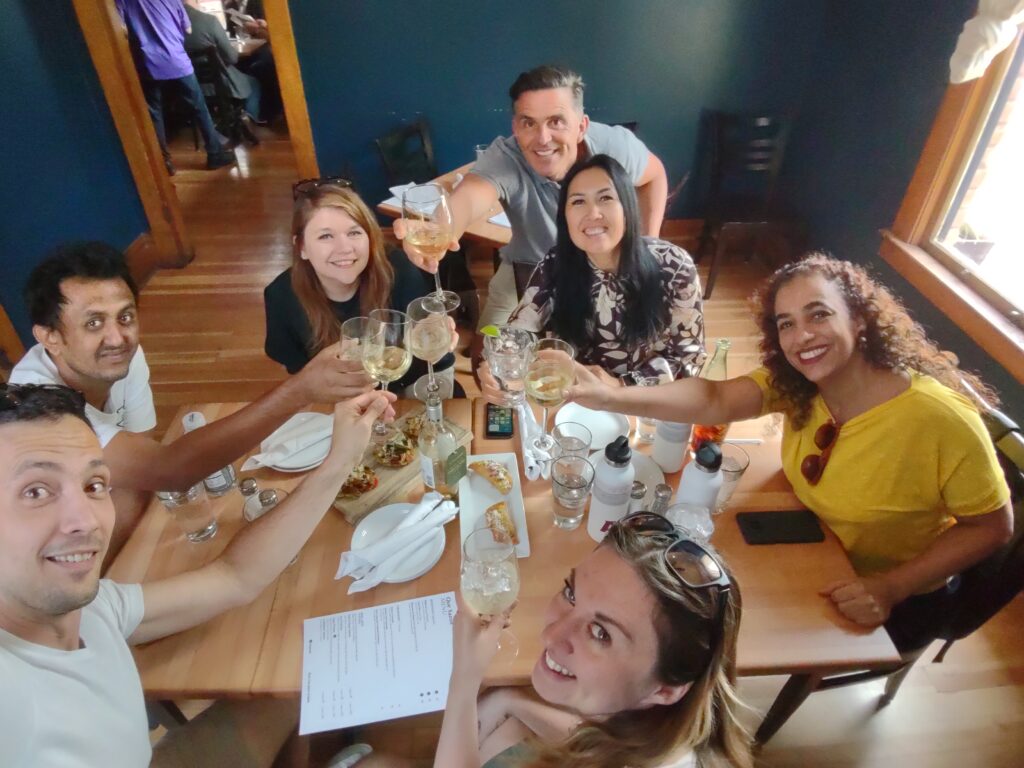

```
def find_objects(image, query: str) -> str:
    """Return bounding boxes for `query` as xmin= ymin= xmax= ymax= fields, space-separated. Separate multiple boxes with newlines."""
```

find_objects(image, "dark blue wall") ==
xmin=779 ymin=0 xmax=1021 ymax=419
xmin=289 ymin=0 xmax=827 ymax=219
xmin=0 ymin=2 xmax=148 ymax=344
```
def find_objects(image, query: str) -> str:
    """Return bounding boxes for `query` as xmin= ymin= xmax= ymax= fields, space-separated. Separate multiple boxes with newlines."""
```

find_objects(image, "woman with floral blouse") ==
xmin=480 ymin=154 xmax=705 ymax=392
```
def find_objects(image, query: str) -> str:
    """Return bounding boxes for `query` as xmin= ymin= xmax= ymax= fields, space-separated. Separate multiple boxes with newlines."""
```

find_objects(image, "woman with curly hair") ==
xmin=333 ymin=515 xmax=752 ymax=768
xmin=569 ymin=253 xmax=1012 ymax=653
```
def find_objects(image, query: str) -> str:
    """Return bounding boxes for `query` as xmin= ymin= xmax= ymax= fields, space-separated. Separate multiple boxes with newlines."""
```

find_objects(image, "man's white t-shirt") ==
xmin=9 ymin=344 xmax=157 ymax=447
xmin=0 ymin=580 xmax=152 ymax=767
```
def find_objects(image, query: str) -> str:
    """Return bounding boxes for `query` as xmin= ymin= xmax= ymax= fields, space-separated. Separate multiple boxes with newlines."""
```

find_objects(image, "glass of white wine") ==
xmin=402 ymin=183 xmax=460 ymax=314
xmin=461 ymin=527 xmax=519 ymax=661
xmin=362 ymin=309 xmax=412 ymax=442
xmin=406 ymin=297 xmax=453 ymax=400
xmin=525 ymin=338 xmax=576 ymax=454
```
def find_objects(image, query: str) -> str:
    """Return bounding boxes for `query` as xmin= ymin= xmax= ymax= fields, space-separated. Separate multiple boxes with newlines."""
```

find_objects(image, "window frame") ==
xmin=882 ymin=30 xmax=1024 ymax=385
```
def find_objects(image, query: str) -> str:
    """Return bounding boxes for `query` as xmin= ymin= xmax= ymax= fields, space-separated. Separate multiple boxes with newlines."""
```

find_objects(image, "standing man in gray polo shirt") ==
xmin=397 ymin=64 xmax=668 ymax=334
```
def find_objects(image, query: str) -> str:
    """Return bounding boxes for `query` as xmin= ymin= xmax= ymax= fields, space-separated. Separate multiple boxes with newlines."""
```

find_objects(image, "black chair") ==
xmin=191 ymin=45 xmax=258 ymax=148
xmin=695 ymin=111 xmax=795 ymax=299
xmin=755 ymin=391 xmax=1024 ymax=744
xmin=375 ymin=117 xmax=438 ymax=186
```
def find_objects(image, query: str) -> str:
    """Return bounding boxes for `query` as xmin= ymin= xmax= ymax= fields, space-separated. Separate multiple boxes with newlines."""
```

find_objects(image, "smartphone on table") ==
xmin=485 ymin=402 xmax=515 ymax=439
xmin=736 ymin=509 xmax=825 ymax=545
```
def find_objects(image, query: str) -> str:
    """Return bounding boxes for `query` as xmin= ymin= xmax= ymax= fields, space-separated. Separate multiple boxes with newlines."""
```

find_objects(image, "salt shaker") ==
xmin=627 ymin=480 xmax=648 ymax=514
xmin=649 ymin=484 xmax=673 ymax=516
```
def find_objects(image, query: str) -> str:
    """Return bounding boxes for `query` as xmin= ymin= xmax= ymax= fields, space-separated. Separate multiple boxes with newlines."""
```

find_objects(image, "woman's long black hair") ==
xmin=548 ymin=154 xmax=670 ymax=350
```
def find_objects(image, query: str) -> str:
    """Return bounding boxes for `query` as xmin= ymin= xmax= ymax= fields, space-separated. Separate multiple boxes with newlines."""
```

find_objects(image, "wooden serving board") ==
xmin=332 ymin=405 xmax=472 ymax=524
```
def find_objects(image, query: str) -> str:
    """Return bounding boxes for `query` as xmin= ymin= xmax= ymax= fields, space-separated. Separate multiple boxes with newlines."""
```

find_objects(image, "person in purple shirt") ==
xmin=115 ymin=0 xmax=236 ymax=174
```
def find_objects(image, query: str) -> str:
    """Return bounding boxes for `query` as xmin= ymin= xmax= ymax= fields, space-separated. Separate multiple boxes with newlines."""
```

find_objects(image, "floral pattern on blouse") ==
xmin=508 ymin=237 xmax=706 ymax=380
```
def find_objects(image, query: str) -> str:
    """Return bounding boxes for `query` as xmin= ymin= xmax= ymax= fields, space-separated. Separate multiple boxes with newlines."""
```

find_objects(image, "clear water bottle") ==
xmin=181 ymin=411 xmax=237 ymax=497
xmin=587 ymin=436 xmax=635 ymax=542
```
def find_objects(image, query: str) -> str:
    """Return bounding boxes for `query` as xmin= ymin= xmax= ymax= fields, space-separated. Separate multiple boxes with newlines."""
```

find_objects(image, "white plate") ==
xmin=351 ymin=502 xmax=445 ymax=583
xmin=458 ymin=453 xmax=530 ymax=558
xmin=556 ymin=402 xmax=630 ymax=451
xmin=589 ymin=449 xmax=666 ymax=508
xmin=265 ymin=413 xmax=333 ymax=472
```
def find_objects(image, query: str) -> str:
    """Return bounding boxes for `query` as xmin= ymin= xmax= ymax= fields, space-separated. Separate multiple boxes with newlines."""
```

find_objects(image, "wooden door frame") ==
xmin=72 ymin=0 xmax=319 ymax=278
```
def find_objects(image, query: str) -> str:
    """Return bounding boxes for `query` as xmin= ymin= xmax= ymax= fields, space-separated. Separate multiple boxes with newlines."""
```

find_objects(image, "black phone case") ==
xmin=736 ymin=510 xmax=825 ymax=545
xmin=485 ymin=403 xmax=515 ymax=438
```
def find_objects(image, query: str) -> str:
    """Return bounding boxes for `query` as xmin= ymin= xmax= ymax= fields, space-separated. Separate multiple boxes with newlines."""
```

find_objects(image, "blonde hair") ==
xmin=527 ymin=526 xmax=753 ymax=768
xmin=290 ymin=185 xmax=394 ymax=355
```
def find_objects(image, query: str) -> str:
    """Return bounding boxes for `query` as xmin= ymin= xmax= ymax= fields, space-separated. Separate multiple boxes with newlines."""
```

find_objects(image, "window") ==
xmin=882 ymin=28 xmax=1024 ymax=384
xmin=934 ymin=37 xmax=1024 ymax=321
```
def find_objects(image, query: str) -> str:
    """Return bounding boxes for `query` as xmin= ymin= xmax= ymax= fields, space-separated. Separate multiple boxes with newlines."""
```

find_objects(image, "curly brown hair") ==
xmin=751 ymin=253 xmax=997 ymax=429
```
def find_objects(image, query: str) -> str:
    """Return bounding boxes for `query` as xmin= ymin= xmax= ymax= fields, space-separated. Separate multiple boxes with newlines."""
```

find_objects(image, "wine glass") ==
xmin=339 ymin=316 xmax=370 ymax=362
xmin=524 ymin=338 xmax=575 ymax=454
xmin=483 ymin=325 xmax=534 ymax=407
xmin=406 ymin=297 xmax=453 ymax=401
xmin=461 ymin=528 xmax=519 ymax=661
xmin=361 ymin=309 xmax=411 ymax=442
xmin=402 ymin=183 xmax=460 ymax=313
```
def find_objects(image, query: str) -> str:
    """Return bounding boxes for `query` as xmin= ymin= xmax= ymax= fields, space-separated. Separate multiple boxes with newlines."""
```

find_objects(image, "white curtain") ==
xmin=949 ymin=0 xmax=1024 ymax=83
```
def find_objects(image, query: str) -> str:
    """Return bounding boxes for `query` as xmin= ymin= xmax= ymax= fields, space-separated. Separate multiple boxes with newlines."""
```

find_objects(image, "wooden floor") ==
xmin=144 ymin=131 xmax=1024 ymax=767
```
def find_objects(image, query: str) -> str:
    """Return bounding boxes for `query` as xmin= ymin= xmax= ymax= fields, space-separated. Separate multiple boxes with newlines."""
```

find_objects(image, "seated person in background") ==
xmin=479 ymin=154 xmax=705 ymax=397
xmin=341 ymin=515 xmax=750 ymax=768
xmin=264 ymin=180 xmax=460 ymax=397
xmin=10 ymin=242 xmax=374 ymax=558
xmin=183 ymin=0 xmax=262 ymax=124
xmin=0 ymin=383 xmax=394 ymax=768
xmin=570 ymin=253 xmax=1013 ymax=654
xmin=395 ymin=64 xmax=668 ymax=338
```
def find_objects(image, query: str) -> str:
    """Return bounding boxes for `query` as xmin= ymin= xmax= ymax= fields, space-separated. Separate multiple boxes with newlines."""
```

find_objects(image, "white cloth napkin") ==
xmin=516 ymin=404 xmax=552 ymax=481
xmin=336 ymin=493 xmax=457 ymax=594
xmin=241 ymin=413 xmax=332 ymax=470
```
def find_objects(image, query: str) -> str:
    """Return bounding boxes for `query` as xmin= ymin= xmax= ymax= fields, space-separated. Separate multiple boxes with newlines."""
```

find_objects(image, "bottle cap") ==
xmin=630 ymin=480 xmax=647 ymax=499
xmin=239 ymin=478 xmax=259 ymax=497
xmin=693 ymin=442 xmax=723 ymax=472
xmin=604 ymin=435 xmax=632 ymax=467
xmin=258 ymin=489 xmax=279 ymax=508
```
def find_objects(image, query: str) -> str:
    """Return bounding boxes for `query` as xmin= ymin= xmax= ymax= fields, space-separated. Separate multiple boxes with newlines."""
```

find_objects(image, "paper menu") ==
xmin=299 ymin=592 xmax=456 ymax=735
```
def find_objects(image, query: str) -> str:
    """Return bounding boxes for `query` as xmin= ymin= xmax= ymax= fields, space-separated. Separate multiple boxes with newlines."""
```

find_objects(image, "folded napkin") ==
xmin=516 ymin=404 xmax=552 ymax=481
xmin=336 ymin=493 xmax=457 ymax=594
xmin=241 ymin=413 xmax=332 ymax=470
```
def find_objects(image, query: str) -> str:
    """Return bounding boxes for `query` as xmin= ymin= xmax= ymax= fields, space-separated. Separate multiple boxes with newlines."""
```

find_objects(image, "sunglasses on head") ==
xmin=292 ymin=176 xmax=353 ymax=200
xmin=800 ymin=420 xmax=839 ymax=485
xmin=614 ymin=512 xmax=731 ymax=672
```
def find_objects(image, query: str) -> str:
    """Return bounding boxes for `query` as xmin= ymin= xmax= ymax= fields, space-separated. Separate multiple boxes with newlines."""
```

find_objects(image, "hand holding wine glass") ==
xmin=401 ymin=183 xmax=461 ymax=313
xmin=460 ymin=528 xmax=520 ymax=664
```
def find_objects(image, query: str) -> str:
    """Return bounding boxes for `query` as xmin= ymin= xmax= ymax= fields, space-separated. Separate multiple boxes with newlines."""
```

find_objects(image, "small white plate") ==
xmin=351 ymin=502 xmax=445 ymax=583
xmin=589 ymin=449 xmax=666 ymax=508
xmin=556 ymin=402 xmax=630 ymax=452
xmin=265 ymin=413 xmax=333 ymax=472
xmin=458 ymin=453 xmax=530 ymax=557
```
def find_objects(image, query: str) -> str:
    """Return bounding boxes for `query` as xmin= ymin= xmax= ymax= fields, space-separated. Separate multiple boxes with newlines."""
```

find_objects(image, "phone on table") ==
xmin=485 ymin=402 xmax=515 ymax=439
xmin=736 ymin=510 xmax=825 ymax=545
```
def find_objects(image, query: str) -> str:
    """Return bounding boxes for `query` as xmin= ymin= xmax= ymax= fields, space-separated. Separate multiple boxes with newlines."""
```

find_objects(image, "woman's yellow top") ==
xmin=746 ymin=368 xmax=1010 ymax=577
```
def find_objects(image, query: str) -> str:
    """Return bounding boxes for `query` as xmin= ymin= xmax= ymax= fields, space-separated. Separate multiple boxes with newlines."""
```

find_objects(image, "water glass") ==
xmin=483 ymin=326 xmax=534 ymax=406
xmin=665 ymin=502 xmax=714 ymax=543
xmin=156 ymin=484 xmax=218 ymax=543
xmin=474 ymin=143 xmax=489 ymax=161
xmin=552 ymin=422 xmax=592 ymax=458
xmin=630 ymin=375 xmax=660 ymax=443
xmin=551 ymin=456 xmax=595 ymax=530
xmin=715 ymin=443 xmax=750 ymax=512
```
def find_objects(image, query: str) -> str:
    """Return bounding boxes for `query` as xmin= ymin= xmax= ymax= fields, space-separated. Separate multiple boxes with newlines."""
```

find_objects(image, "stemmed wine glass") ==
xmin=361 ymin=309 xmax=411 ymax=442
xmin=524 ymin=338 xmax=575 ymax=454
xmin=402 ymin=183 xmax=460 ymax=313
xmin=406 ymin=296 xmax=454 ymax=401
xmin=339 ymin=316 xmax=370 ymax=362
xmin=461 ymin=528 xmax=519 ymax=662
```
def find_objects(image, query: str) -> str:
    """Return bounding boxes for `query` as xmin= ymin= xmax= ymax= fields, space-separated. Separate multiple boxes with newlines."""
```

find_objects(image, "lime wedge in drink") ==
xmin=480 ymin=325 xmax=500 ymax=338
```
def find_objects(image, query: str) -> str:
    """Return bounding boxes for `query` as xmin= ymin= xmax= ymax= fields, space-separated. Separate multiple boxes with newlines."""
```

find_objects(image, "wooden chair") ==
xmin=0 ymin=302 xmax=25 ymax=382
xmin=694 ymin=111 xmax=796 ymax=299
xmin=755 ymin=390 xmax=1024 ymax=744
xmin=374 ymin=117 xmax=438 ymax=186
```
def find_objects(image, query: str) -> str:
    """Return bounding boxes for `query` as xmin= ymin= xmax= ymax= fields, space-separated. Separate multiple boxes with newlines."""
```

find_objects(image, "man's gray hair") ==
xmin=508 ymin=65 xmax=585 ymax=113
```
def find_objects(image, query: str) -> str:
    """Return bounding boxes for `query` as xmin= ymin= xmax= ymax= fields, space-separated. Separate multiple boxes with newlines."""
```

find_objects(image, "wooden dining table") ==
xmin=108 ymin=397 xmax=900 ymax=740
xmin=376 ymin=164 xmax=512 ymax=251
